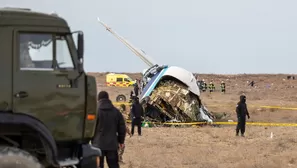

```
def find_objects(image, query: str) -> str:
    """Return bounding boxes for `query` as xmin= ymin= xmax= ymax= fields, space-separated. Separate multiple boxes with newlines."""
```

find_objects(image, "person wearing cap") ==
xmin=236 ymin=95 xmax=250 ymax=137
xmin=130 ymin=97 xmax=144 ymax=136
xmin=92 ymin=91 xmax=126 ymax=168
xmin=209 ymin=81 xmax=215 ymax=93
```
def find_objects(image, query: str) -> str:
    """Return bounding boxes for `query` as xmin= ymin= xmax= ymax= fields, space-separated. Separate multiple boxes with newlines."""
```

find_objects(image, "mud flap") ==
xmin=79 ymin=144 xmax=101 ymax=168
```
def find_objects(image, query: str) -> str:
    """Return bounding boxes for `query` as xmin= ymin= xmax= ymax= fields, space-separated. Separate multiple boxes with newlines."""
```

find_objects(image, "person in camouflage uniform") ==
xmin=209 ymin=81 xmax=215 ymax=93
xmin=118 ymin=104 xmax=132 ymax=163
xmin=220 ymin=81 xmax=226 ymax=93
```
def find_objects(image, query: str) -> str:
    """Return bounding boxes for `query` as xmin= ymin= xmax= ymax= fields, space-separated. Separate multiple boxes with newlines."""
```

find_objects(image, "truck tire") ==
xmin=0 ymin=146 xmax=43 ymax=168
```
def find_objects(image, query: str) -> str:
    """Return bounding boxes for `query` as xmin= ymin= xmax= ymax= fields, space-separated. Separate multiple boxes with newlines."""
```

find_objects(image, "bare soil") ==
xmin=90 ymin=73 xmax=297 ymax=168
xmin=89 ymin=73 xmax=297 ymax=122
xmin=120 ymin=126 xmax=297 ymax=168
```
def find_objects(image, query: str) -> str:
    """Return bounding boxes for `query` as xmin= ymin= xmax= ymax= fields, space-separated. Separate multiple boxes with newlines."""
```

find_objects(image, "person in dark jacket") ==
xmin=236 ymin=95 xmax=250 ymax=137
xmin=133 ymin=82 xmax=139 ymax=97
xmin=130 ymin=97 xmax=144 ymax=136
xmin=92 ymin=91 xmax=126 ymax=168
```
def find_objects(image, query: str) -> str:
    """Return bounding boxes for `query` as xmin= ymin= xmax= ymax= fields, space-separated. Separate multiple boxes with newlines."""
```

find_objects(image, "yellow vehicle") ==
xmin=106 ymin=73 xmax=136 ymax=87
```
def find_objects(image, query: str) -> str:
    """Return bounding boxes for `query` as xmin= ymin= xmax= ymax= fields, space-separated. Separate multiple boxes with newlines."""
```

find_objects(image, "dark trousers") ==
xmin=236 ymin=118 xmax=246 ymax=135
xmin=99 ymin=150 xmax=119 ymax=168
xmin=131 ymin=118 xmax=142 ymax=135
xmin=134 ymin=88 xmax=138 ymax=97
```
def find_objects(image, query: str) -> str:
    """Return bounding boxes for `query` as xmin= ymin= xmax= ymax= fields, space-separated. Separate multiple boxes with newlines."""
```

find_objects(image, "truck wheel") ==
xmin=0 ymin=146 xmax=43 ymax=168
xmin=116 ymin=94 xmax=126 ymax=102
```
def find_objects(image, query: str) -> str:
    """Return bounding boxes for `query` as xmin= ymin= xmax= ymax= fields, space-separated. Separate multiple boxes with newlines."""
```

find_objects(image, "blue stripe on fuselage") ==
xmin=140 ymin=67 xmax=168 ymax=100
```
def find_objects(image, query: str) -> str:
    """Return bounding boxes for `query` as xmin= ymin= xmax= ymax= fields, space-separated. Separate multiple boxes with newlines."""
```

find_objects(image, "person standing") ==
xmin=92 ymin=91 xmax=126 ymax=168
xmin=209 ymin=81 xmax=215 ymax=93
xmin=130 ymin=97 xmax=144 ymax=136
xmin=236 ymin=95 xmax=250 ymax=137
xmin=129 ymin=90 xmax=134 ymax=101
xmin=118 ymin=105 xmax=132 ymax=164
xmin=220 ymin=81 xmax=226 ymax=93
xmin=133 ymin=82 xmax=139 ymax=97
xmin=202 ymin=79 xmax=207 ymax=92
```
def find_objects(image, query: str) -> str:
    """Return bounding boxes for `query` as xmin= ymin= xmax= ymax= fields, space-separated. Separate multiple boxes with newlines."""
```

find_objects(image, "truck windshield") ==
xmin=19 ymin=33 xmax=75 ymax=71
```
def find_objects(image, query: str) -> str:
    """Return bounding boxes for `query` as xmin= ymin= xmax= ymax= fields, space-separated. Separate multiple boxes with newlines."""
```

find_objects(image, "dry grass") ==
xmin=89 ymin=73 xmax=297 ymax=123
xmin=91 ymin=73 xmax=297 ymax=168
xmin=119 ymin=126 xmax=297 ymax=168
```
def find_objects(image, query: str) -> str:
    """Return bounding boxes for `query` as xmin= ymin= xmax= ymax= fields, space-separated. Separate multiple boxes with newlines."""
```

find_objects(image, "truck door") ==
xmin=13 ymin=30 xmax=85 ymax=141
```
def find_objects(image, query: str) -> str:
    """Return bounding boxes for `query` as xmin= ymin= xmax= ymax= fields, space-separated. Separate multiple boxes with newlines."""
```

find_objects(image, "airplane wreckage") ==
xmin=97 ymin=18 xmax=214 ymax=123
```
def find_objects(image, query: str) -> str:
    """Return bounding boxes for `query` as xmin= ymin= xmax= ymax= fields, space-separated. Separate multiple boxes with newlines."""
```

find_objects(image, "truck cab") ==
xmin=0 ymin=7 xmax=100 ymax=168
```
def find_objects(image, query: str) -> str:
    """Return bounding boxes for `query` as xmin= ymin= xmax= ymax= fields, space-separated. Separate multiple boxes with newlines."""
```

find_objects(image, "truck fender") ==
xmin=0 ymin=112 xmax=59 ymax=166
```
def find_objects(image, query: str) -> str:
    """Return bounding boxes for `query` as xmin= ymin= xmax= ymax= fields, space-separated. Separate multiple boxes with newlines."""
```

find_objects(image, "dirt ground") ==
xmin=89 ymin=73 xmax=297 ymax=168
xmin=120 ymin=126 xmax=297 ymax=168
xmin=89 ymin=73 xmax=297 ymax=122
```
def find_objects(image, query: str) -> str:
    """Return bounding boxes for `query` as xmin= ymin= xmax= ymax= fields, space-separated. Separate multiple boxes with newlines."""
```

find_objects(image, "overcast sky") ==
xmin=2 ymin=0 xmax=297 ymax=74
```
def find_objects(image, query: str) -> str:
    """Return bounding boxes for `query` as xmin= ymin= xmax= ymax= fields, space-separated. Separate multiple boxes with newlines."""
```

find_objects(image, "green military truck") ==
xmin=0 ymin=7 xmax=101 ymax=168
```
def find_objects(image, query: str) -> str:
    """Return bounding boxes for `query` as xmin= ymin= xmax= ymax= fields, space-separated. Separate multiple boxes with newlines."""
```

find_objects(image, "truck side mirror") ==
xmin=72 ymin=31 xmax=84 ymax=73
xmin=77 ymin=32 xmax=84 ymax=59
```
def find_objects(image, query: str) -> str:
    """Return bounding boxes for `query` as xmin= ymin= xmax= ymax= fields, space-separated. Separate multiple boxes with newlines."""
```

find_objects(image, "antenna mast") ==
xmin=97 ymin=18 xmax=157 ymax=67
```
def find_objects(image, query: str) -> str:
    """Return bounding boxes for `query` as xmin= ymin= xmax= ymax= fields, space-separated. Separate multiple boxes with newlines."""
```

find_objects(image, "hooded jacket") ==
xmin=92 ymin=98 xmax=126 ymax=150
xmin=236 ymin=95 xmax=250 ymax=119
xmin=131 ymin=99 xmax=144 ymax=119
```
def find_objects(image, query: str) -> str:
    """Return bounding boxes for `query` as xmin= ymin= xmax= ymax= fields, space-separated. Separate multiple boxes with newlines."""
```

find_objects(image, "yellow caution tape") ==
xmin=113 ymin=102 xmax=297 ymax=110
xmin=206 ymin=104 xmax=297 ymax=110
xmin=113 ymin=102 xmax=131 ymax=105
xmin=259 ymin=106 xmax=297 ymax=110
xmin=126 ymin=120 xmax=297 ymax=127
xmin=214 ymin=122 xmax=297 ymax=127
